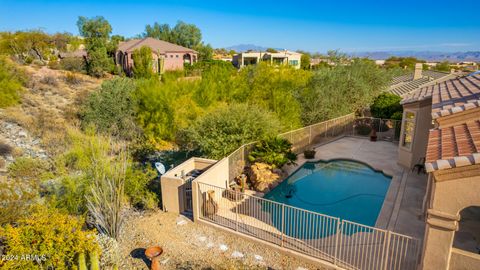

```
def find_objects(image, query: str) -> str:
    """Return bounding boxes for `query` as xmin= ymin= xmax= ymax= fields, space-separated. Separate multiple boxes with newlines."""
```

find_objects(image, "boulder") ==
xmin=249 ymin=162 xmax=282 ymax=192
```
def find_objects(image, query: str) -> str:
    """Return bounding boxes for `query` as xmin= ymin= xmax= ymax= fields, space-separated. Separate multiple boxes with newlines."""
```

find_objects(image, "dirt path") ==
xmin=119 ymin=210 xmax=324 ymax=270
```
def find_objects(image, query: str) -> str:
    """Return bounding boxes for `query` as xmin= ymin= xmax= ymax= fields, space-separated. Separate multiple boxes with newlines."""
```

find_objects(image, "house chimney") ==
xmin=413 ymin=63 xmax=423 ymax=80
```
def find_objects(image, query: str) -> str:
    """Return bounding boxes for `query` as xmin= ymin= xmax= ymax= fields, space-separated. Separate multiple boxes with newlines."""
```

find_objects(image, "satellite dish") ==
xmin=155 ymin=162 xmax=166 ymax=175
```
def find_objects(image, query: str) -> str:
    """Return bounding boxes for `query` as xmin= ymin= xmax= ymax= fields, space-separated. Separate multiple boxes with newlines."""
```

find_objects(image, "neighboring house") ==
xmin=116 ymin=37 xmax=197 ymax=75
xmin=213 ymin=54 xmax=233 ymax=62
xmin=398 ymin=74 xmax=480 ymax=270
xmin=58 ymin=49 xmax=87 ymax=59
xmin=453 ymin=61 xmax=479 ymax=72
xmin=232 ymin=50 xmax=302 ymax=69
xmin=388 ymin=63 xmax=458 ymax=96
xmin=310 ymin=58 xmax=334 ymax=68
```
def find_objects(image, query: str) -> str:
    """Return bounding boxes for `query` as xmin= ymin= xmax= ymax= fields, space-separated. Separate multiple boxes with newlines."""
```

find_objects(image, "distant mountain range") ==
xmin=226 ymin=44 xmax=283 ymax=52
xmin=350 ymin=51 xmax=480 ymax=62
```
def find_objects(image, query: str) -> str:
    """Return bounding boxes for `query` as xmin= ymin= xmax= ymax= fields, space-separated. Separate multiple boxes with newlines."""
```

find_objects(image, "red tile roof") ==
xmin=401 ymin=74 xmax=480 ymax=119
xmin=425 ymin=120 xmax=480 ymax=172
xmin=431 ymin=75 xmax=480 ymax=119
xmin=117 ymin=37 xmax=197 ymax=54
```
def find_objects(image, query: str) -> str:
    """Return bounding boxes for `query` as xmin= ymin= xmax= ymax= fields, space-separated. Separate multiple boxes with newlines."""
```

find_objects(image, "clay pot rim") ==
xmin=145 ymin=246 xmax=163 ymax=259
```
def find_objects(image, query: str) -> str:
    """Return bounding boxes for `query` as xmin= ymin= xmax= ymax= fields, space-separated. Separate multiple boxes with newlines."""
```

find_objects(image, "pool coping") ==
xmin=281 ymin=154 xmax=404 ymax=230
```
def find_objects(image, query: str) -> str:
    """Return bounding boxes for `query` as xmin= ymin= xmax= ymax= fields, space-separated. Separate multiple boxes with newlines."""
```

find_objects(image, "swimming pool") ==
xmin=264 ymin=159 xmax=391 ymax=227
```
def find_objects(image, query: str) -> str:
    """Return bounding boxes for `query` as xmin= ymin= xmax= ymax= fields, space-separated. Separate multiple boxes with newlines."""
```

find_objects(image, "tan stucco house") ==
xmin=116 ymin=37 xmax=197 ymax=76
xmin=398 ymin=73 xmax=480 ymax=270
xmin=232 ymin=50 xmax=302 ymax=69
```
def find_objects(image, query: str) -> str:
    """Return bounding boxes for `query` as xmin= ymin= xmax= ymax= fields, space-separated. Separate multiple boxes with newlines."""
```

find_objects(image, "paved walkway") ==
xmin=284 ymin=136 xmax=427 ymax=239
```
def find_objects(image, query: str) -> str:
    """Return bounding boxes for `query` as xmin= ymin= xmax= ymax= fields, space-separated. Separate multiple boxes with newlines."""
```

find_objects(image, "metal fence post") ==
xmin=235 ymin=192 xmax=239 ymax=231
xmin=308 ymin=125 xmax=312 ymax=145
xmin=334 ymin=219 xmax=342 ymax=266
xmin=383 ymin=230 xmax=392 ymax=270
xmin=281 ymin=204 xmax=285 ymax=247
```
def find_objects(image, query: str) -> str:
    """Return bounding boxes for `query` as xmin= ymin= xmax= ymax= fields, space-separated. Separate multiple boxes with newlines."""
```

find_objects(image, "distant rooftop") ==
xmin=388 ymin=70 xmax=454 ymax=96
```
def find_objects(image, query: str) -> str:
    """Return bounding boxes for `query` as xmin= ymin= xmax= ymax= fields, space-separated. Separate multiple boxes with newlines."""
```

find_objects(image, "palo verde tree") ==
xmin=143 ymin=20 xmax=214 ymax=61
xmin=0 ymin=30 xmax=54 ymax=64
xmin=179 ymin=103 xmax=282 ymax=159
xmin=77 ymin=16 xmax=114 ymax=77
xmin=144 ymin=20 xmax=202 ymax=49
xmin=298 ymin=58 xmax=392 ymax=124
xmin=132 ymin=46 xmax=155 ymax=78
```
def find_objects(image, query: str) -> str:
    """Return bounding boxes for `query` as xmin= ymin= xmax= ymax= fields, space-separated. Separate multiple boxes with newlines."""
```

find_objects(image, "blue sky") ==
xmin=1 ymin=0 xmax=479 ymax=53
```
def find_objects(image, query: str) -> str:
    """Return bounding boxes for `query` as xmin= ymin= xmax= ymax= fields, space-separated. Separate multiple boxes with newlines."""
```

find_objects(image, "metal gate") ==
xmin=182 ymin=179 xmax=193 ymax=213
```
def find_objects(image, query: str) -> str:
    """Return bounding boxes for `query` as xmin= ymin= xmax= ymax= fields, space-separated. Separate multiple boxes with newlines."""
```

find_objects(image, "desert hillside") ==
xmin=0 ymin=65 xmax=102 ymax=174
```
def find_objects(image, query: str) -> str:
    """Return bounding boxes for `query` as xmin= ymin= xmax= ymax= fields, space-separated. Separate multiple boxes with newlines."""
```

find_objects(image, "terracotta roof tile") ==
xmin=401 ymin=74 xmax=480 ymax=119
xmin=425 ymin=120 xmax=480 ymax=172
xmin=117 ymin=37 xmax=196 ymax=54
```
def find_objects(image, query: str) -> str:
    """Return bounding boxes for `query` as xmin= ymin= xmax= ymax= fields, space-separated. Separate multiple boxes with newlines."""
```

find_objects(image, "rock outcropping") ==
xmin=248 ymin=162 xmax=283 ymax=193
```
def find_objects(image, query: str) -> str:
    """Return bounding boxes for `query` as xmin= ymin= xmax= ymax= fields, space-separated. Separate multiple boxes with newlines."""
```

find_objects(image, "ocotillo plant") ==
xmin=86 ymin=140 xmax=127 ymax=240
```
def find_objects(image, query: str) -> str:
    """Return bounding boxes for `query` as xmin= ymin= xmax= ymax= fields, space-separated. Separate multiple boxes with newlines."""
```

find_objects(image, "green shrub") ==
xmin=132 ymin=46 xmax=155 ymax=78
xmin=40 ymin=75 xmax=58 ymax=86
xmin=248 ymin=137 xmax=297 ymax=168
xmin=60 ymin=57 xmax=86 ymax=72
xmin=85 ymin=46 xmax=114 ymax=77
xmin=8 ymin=157 xmax=53 ymax=182
xmin=0 ymin=205 xmax=99 ymax=270
xmin=0 ymin=180 xmax=37 ymax=225
xmin=65 ymin=71 xmax=82 ymax=85
xmin=47 ymin=55 xmax=61 ymax=69
xmin=355 ymin=124 xmax=372 ymax=136
xmin=124 ymin=164 xmax=159 ymax=209
xmin=179 ymin=104 xmax=282 ymax=159
xmin=370 ymin=92 xmax=403 ymax=119
xmin=81 ymin=78 xmax=139 ymax=139
xmin=0 ymin=56 xmax=26 ymax=108
xmin=391 ymin=111 xmax=403 ymax=120
xmin=45 ymin=174 xmax=90 ymax=215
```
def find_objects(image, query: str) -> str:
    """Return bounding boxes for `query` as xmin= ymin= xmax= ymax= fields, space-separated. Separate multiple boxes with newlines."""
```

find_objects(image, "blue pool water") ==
xmin=264 ymin=159 xmax=391 ymax=228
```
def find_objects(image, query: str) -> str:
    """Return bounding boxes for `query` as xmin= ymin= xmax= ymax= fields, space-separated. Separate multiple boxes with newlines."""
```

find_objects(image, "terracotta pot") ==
xmin=145 ymin=246 xmax=163 ymax=270
xmin=370 ymin=129 xmax=377 ymax=142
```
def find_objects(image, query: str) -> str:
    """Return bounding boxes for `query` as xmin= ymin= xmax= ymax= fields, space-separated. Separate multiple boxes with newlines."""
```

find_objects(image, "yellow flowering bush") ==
xmin=0 ymin=205 xmax=99 ymax=269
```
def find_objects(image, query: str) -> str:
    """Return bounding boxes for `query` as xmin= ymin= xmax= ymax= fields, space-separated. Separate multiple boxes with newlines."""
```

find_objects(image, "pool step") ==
xmin=313 ymin=162 xmax=379 ymax=176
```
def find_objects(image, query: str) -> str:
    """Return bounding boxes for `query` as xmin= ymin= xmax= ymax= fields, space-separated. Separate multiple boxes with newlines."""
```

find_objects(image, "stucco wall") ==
xmin=194 ymin=157 xmax=229 ymax=190
xmin=160 ymin=176 xmax=184 ymax=213
xmin=398 ymin=100 xmax=432 ymax=168
xmin=161 ymin=157 xmax=216 ymax=213
xmin=432 ymin=172 xmax=480 ymax=214
xmin=421 ymin=165 xmax=480 ymax=270
xmin=164 ymin=53 xmax=187 ymax=70
xmin=449 ymin=248 xmax=480 ymax=270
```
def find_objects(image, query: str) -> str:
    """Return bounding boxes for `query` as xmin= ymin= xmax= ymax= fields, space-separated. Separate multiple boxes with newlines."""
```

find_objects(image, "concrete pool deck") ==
xmin=284 ymin=136 xmax=427 ymax=239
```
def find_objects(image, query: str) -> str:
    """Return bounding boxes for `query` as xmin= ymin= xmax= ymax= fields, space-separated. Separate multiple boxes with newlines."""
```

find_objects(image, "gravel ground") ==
xmin=118 ymin=210 xmax=325 ymax=270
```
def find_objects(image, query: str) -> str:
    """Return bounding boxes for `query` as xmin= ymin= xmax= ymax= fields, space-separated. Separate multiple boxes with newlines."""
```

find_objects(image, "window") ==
xmin=289 ymin=60 xmax=299 ymax=66
xmin=176 ymin=55 xmax=179 ymax=58
xmin=170 ymin=55 xmax=173 ymax=58
xmin=401 ymin=111 xmax=416 ymax=149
